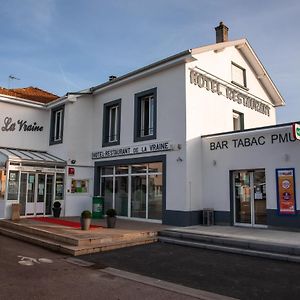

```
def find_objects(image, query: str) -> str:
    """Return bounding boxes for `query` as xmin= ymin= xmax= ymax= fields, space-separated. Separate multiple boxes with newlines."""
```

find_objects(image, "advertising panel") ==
xmin=276 ymin=168 xmax=296 ymax=215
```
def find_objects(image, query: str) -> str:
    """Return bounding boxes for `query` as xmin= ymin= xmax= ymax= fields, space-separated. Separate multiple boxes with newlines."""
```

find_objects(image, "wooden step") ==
xmin=0 ymin=226 xmax=157 ymax=256
xmin=0 ymin=220 xmax=79 ymax=246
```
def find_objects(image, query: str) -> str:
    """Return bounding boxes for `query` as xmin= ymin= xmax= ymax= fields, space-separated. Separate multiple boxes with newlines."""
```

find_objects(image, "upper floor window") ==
xmin=233 ymin=110 xmax=244 ymax=131
xmin=102 ymin=99 xmax=121 ymax=147
xmin=134 ymin=88 xmax=157 ymax=142
xmin=50 ymin=105 xmax=64 ymax=145
xmin=231 ymin=62 xmax=247 ymax=89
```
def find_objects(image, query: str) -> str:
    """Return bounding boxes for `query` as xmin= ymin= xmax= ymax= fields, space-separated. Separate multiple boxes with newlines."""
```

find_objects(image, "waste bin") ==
xmin=92 ymin=196 xmax=104 ymax=219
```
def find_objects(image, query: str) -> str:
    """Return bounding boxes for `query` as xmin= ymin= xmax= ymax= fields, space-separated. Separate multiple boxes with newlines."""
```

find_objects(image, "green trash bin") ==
xmin=92 ymin=196 xmax=104 ymax=219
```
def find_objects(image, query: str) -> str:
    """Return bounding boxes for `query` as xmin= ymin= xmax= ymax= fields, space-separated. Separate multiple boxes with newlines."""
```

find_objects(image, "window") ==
xmin=100 ymin=162 xmax=163 ymax=220
xmin=233 ymin=110 xmax=244 ymax=131
xmin=7 ymin=171 xmax=19 ymax=200
xmin=55 ymin=173 xmax=64 ymax=200
xmin=134 ymin=88 xmax=157 ymax=142
xmin=102 ymin=99 xmax=121 ymax=147
xmin=231 ymin=62 xmax=247 ymax=89
xmin=0 ymin=170 xmax=6 ymax=200
xmin=50 ymin=105 xmax=64 ymax=145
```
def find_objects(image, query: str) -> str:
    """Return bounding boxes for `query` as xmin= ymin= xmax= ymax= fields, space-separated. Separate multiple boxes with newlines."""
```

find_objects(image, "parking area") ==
xmin=81 ymin=242 xmax=300 ymax=300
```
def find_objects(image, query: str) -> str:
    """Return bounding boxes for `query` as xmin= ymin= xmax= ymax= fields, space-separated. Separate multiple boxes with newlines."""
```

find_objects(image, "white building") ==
xmin=0 ymin=23 xmax=299 ymax=229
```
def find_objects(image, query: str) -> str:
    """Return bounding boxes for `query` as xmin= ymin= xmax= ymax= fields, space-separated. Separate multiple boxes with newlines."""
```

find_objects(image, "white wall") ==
xmin=92 ymin=64 xmax=187 ymax=211
xmin=0 ymin=102 xmax=49 ymax=151
xmin=184 ymin=45 xmax=279 ymax=214
xmin=48 ymin=96 xmax=95 ymax=216
xmin=64 ymin=166 xmax=94 ymax=216
xmin=202 ymin=125 xmax=299 ymax=212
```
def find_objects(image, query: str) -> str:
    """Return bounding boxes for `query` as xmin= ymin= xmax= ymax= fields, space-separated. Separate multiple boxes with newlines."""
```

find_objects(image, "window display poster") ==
xmin=276 ymin=168 xmax=296 ymax=215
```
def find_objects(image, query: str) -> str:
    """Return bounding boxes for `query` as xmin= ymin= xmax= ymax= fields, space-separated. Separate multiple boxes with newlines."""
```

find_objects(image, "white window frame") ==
xmin=231 ymin=62 xmax=246 ymax=88
xmin=108 ymin=105 xmax=119 ymax=142
xmin=233 ymin=112 xmax=241 ymax=131
xmin=140 ymin=95 xmax=154 ymax=137
xmin=54 ymin=109 xmax=63 ymax=142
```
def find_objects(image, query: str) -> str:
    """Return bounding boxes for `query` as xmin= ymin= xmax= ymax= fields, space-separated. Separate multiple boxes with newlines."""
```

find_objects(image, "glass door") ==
xmin=19 ymin=173 xmax=28 ymax=216
xmin=234 ymin=171 xmax=251 ymax=225
xmin=36 ymin=174 xmax=45 ymax=215
xmin=233 ymin=170 xmax=267 ymax=227
xmin=45 ymin=175 xmax=54 ymax=215
xmin=131 ymin=175 xmax=146 ymax=218
xmin=26 ymin=173 xmax=36 ymax=215
xmin=253 ymin=170 xmax=267 ymax=225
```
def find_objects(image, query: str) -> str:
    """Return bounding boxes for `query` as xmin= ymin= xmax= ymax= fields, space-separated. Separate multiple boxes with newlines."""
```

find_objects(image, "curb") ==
xmin=101 ymin=267 xmax=238 ymax=300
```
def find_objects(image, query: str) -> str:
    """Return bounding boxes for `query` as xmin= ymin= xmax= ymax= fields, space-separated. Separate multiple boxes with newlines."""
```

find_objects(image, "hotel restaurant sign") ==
xmin=92 ymin=141 xmax=172 ymax=159
xmin=190 ymin=69 xmax=270 ymax=117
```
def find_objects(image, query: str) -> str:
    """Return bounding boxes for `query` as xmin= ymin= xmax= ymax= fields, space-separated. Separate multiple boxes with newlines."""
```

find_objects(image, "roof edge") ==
xmin=90 ymin=49 xmax=192 ymax=93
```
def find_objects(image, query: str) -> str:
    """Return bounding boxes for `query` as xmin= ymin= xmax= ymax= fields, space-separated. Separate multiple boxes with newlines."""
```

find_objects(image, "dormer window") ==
xmin=231 ymin=62 xmax=247 ymax=89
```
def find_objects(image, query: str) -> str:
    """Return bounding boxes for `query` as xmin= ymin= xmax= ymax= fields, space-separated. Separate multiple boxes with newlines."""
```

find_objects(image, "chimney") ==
xmin=109 ymin=75 xmax=117 ymax=81
xmin=215 ymin=22 xmax=229 ymax=43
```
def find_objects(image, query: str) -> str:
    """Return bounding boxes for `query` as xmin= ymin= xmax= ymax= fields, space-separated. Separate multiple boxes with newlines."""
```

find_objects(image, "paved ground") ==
xmin=0 ymin=235 xmax=197 ymax=300
xmin=81 ymin=242 xmax=300 ymax=300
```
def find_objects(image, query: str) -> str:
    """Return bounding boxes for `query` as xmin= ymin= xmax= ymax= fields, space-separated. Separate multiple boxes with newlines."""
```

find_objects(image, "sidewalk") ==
xmin=167 ymin=225 xmax=300 ymax=247
xmin=159 ymin=225 xmax=300 ymax=262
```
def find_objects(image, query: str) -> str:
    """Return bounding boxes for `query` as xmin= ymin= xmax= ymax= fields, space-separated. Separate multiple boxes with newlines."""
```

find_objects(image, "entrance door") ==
xmin=36 ymin=174 xmax=45 ymax=215
xmin=20 ymin=173 xmax=53 ymax=217
xmin=26 ymin=173 xmax=36 ymax=216
xmin=233 ymin=170 xmax=267 ymax=227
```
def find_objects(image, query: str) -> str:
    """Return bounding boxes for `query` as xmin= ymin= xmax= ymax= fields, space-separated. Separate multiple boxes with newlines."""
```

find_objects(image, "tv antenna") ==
xmin=8 ymin=74 xmax=20 ymax=88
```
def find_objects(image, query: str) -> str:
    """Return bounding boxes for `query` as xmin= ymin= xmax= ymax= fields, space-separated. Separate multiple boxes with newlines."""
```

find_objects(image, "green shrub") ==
xmin=81 ymin=210 xmax=92 ymax=219
xmin=106 ymin=208 xmax=117 ymax=217
xmin=53 ymin=201 xmax=61 ymax=208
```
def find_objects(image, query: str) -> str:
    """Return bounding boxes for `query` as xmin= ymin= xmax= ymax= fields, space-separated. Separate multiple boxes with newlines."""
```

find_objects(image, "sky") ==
xmin=0 ymin=0 xmax=299 ymax=123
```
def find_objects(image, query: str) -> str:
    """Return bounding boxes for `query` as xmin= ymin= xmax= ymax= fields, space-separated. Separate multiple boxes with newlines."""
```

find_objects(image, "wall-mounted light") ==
xmin=213 ymin=160 xmax=217 ymax=166
xmin=70 ymin=159 xmax=76 ymax=165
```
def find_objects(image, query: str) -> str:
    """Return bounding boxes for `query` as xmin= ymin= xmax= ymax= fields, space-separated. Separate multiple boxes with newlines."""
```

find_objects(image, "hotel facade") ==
xmin=0 ymin=23 xmax=299 ymax=229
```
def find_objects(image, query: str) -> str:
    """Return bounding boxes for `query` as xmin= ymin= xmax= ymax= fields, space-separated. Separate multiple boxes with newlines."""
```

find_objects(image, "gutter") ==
xmin=0 ymin=94 xmax=46 ymax=109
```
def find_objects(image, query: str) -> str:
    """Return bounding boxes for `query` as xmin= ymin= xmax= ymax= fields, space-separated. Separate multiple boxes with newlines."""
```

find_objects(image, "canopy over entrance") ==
xmin=0 ymin=147 xmax=66 ymax=167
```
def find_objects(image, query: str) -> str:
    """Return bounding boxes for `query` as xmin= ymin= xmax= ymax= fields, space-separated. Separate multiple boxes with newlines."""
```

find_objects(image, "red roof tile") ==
xmin=0 ymin=86 xmax=59 ymax=104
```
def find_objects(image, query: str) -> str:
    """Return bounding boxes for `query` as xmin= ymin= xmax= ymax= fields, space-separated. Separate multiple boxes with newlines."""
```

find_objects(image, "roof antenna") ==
xmin=8 ymin=74 xmax=20 ymax=89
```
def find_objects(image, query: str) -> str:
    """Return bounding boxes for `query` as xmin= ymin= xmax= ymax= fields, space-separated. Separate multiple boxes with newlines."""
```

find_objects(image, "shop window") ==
xmin=99 ymin=161 xmax=163 ymax=220
xmin=102 ymin=99 xmax=121 ymax=147
xmin=55 ymin=174 xmax=64 ymax=200
xmin=7 ymin=171 xmax=19 ymax=200
xmin=71 ymin=179 xmax=89 ymax=193
xmin=233 ymin=110 xmax=244 ymax=131
xmin=231 ymin=62 xmax=247 ymax=89
xmin=0 ymin=170 xmax=6 ymax=200
xmin=50 ymin=105 xmax=64 ymax=145
xmin=134 ymin=88 xmax=157 ymax=142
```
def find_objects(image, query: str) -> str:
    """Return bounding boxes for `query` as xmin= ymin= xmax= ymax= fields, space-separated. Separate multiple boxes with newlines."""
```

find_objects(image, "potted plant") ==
xmin=52 ymin=201 xmax=61 ymax=218
xmin=106 ymin=208 xmax=117 ymax=228
xmin=81 ymin=210 xmax=92 ymax=230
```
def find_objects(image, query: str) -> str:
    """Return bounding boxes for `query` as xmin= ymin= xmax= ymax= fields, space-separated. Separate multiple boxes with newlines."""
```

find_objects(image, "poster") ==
xmin=276 ymin=168 xmax=296 ymax=215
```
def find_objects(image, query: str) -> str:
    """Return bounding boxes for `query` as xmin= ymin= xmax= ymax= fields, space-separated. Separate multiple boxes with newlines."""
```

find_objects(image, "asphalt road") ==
xmin=0 ymin=235 xmax=196 ymax=300
xmin=81 ymin=242 xmax=300 ymax=300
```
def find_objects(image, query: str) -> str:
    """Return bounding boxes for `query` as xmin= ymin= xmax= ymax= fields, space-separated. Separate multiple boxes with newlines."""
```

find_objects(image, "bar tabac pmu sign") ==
xmin=292 ymin=123 xmax=300 ymax=140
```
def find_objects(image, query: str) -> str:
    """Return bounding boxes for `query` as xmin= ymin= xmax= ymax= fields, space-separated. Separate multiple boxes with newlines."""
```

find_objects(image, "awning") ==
xmin=0 ymin=147 xmax=66 ymax=167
